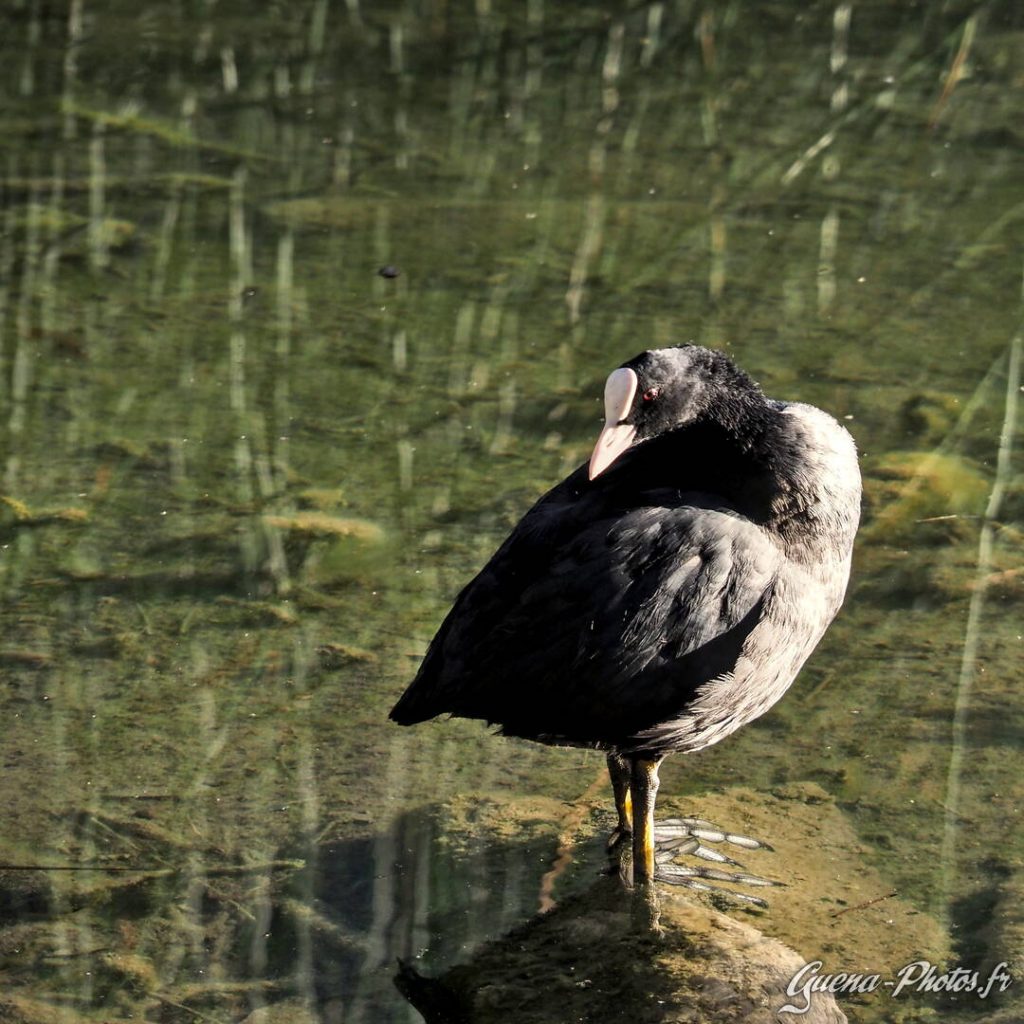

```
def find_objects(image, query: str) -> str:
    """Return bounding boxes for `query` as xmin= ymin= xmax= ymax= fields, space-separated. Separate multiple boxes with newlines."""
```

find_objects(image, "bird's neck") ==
xmin=644 ymin=403 xmax=859 ymax=547
xmin=760 ymin=402 xmax=861 ymax=558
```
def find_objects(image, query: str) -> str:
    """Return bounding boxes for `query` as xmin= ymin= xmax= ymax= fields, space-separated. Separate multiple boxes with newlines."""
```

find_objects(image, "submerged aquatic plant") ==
xmin=940 ymin=334 xmax=1022 ymax=928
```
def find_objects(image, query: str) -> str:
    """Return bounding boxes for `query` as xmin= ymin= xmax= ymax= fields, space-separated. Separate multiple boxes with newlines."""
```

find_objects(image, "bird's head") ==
xmin=588 ymin=346 xmax=761 ymax=480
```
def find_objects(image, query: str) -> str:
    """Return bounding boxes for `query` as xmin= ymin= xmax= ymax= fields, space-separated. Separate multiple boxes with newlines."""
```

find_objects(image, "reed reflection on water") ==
xmin=0 ymin=2 xmax=1022 ymax=1022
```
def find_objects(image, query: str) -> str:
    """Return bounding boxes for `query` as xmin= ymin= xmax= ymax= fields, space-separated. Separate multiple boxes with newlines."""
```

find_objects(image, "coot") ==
xmin=391 ymin=346 xmax=861 ymax=886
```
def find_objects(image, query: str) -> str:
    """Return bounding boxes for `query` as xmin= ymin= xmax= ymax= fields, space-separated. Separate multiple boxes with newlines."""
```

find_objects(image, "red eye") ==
xmin=642 ymin=387 xmax=660 ymax=403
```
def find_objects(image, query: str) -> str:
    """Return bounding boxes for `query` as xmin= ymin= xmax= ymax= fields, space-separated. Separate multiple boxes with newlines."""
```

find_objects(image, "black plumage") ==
xmin=391 ymin=345 xmax=861 ymax=886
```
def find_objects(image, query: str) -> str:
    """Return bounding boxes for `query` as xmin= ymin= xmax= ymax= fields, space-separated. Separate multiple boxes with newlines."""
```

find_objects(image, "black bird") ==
xmin=390 ymin=346 xmax=861 ymax=887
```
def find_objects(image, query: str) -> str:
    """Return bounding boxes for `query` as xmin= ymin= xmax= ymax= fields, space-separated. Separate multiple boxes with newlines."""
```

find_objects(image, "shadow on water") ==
xmin=287 ymin=805 xmax=597 ymax=1021
xmin=0 ymin=802 xmax=615 ymax=1023
xmin=389 ymin=871 xmax=850 ymax=1024
xmin=6 ymin=786 xmax=1008 ymax=1023
xmin=287 ymin=789 xmax=1018 ymax=1024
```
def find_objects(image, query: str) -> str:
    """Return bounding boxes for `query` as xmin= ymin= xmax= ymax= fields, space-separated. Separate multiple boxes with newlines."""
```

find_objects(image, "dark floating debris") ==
xmin=377 ymin=265 xmax=400 ymax=278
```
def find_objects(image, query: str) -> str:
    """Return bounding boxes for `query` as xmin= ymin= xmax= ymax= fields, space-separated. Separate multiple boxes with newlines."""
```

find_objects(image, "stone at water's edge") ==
xmin=412 ymin=781 xmax=954 ymax=1022
xmin=396 ymin=873 xmax=846 ymax=1023
xmin=659 ymin=782 xmax=951 ymax=979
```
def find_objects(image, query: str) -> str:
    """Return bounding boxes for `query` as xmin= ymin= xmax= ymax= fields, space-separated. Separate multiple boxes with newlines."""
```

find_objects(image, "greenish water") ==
xmin=1 ymin=2 xmax=1022 ymax=1022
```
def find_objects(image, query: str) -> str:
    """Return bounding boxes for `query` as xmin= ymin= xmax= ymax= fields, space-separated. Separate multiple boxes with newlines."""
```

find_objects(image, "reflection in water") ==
xmin=392 ymin=870 xmax=851 ymax=1024
xmin=0 ymin=802 xmax=613 ymax=1022
xmin=1 ymin=1 xmax=1023 ymax=1021
xmin=312 ymin=807 xmax=581 ymax=1020
xmin=0 ymin=783 xmax=953 ymax=1022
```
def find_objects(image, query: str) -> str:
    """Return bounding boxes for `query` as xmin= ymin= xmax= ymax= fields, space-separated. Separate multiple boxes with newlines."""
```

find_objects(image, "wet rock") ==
xmin=0 ymin=995 xmax=90 ymax=1024
xmin=665 ymin=783 xmax=949 ymax=976
xmin=863 ymin=450 xmax=989 ymax=542
xmin=0 ymin=871 xmax=53 ymax=921
xmin=407 ymin=783 xmax=950 ymax=1022
xmin=239 ymin=999 xmax=321 ymax=1024
xmin=896 ymin=392 xmax=963 ymax=446
xmin=971 ymin=863 xmax=1024 ymax=1012
xmin=262 ymin=513 xmax=383 ymax=542
xmin=297 ymin=488 xmax=347 ymax=511
xmin=96 ymin=951 xmax=159 ymax=995
xmin=317 ymin=642 xmax=379 ymax=668
xmin=396 ymin=875 xmax=847 ymax=1023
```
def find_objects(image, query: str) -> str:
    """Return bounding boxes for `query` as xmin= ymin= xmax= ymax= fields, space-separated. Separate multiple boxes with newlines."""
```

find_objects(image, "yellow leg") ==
xmin=630 ymin=757 xmax=661 ymax=888
xmin=607 ymin=752 xmax=632 ymax=836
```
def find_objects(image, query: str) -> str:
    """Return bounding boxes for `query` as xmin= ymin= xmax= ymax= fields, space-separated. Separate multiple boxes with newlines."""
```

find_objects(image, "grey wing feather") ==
xmin=422 ymin=504 xmax=781 ymax=746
